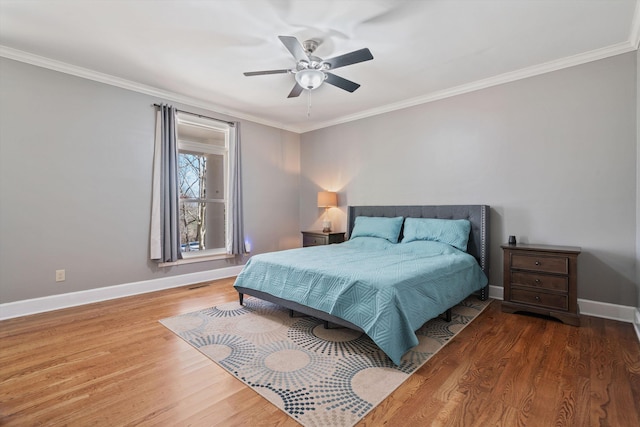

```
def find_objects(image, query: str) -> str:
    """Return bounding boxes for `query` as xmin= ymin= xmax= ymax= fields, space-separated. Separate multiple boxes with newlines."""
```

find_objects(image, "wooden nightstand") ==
xmin=501 ymin=243 xmax=581 ymax=326
xmin=301 ymin=230 xmax=345 ymax=247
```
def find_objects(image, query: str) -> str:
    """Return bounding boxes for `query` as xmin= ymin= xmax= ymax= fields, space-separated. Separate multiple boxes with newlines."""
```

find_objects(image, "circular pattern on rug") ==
xmin=453 ymin=304 xmax=483 ymax=323
xmin=243 ymin=382 xmax=315 ymax=418
xmin=446 ymin=321 xmax=466 ymax=335
xmin=264 ymin=349 xmax=310 ymax=372
xmin=289 ymin=317 xmax=379 ymax=358
xmin=201 ymin=301 xmax=249 ymax=318
xmin=200 ymin=343 xmax=232 ymax=360
xmin=308 ymin=351 xmax=413 ymax=417
xmin=415 ymin=318 xmax=457 ymax=343
xmin=242 ymin=339 xmax=334 ymax=390
xmin=214 ymin=299 xmax=293 ymax=344
xmin=401 ymin=335 xmax=442 ymax=365
xmin=188 ymin=334 xmax=256 ymax=372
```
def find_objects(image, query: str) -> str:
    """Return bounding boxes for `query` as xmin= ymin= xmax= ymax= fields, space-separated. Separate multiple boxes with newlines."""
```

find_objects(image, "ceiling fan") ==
xmin=243 ymin=36 xmax=374 ymax=98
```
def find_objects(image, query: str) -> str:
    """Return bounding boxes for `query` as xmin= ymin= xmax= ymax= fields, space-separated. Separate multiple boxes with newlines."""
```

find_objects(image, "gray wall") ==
xmin=301 ymin=52 xmax=637 ymax=306
xmin=0 ymin=58 xmax=301 ymax=303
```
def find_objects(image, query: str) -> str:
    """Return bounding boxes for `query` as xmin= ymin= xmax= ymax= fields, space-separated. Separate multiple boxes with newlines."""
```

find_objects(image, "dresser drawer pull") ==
xmin=535 ymin=296 xmax=541 ymax=301
xmin=535 ymin=279 xmax=541 ymax=284
xmin=535 ymin=261 xmax=540 ymax=266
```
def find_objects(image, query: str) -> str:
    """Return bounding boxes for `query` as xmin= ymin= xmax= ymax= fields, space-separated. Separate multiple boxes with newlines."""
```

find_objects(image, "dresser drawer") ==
xmin=510 ymin=288 xmax=568 ymax=311
xmin=511 ymin=253 xmax=568 ymax=274
xmin=303 ymin=235 xmax=327 ymax=247
xmin=511 ymin=271 xmax=568 ymax=292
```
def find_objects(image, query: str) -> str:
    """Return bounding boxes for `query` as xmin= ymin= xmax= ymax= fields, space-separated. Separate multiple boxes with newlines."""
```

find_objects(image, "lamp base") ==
xmin=322 ymin=220 xmax=332 ymax=233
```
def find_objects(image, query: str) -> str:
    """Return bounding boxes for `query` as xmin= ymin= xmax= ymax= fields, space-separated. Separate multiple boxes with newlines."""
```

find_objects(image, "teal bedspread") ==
xmin=233 ymin=237 xmax=488 ymax=365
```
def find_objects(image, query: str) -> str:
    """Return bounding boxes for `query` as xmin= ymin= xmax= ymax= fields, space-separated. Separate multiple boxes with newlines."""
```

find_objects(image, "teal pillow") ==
xmin=350 ymin=216 xmax=404 ymax=243
xmin=401 ymin=217 xmax=471 ymax=251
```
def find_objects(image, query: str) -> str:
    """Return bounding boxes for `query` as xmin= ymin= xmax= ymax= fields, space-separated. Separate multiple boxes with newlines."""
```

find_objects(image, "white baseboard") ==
xmin=577 ymin=299 xmax=637 ymax=323
xmin=487 ymin=285 xmax=637 ymax=324
xmin=488 ymin=285 xmax=504 ymax=300
xmin=0 ymin=266 xmax=244 ymax=321
xmin=1 ymin=278 xmax=638 ymax=331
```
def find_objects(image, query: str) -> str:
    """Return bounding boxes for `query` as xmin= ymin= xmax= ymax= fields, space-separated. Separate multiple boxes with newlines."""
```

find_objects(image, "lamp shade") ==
xmin=317 ymin=191 xmax=337 ymax=208
xmin=295 ymin=69 xmax=326 ymax=90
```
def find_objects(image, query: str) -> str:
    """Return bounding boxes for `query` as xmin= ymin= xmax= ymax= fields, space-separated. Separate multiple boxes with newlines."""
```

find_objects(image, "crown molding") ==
xmin=0 ymin=45 xmax=300 ymax=134
xmin=297 ymin=40 xmax=638 ymax=133
xmin=2 ymin=37 xmax=637 ymax=136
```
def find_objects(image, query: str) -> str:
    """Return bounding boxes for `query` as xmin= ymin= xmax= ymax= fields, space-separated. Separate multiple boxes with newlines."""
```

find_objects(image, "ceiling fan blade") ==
xmin=278 ymin=36 xmax=308 ymax=63
xmin=243 ymin=69 xmax=290 ymax=76
xmin=323 ymin=48 xmax=373 ymax=70
xmin=287 ymin=83 xmax=304 ymax=98
xmin=325 ymin=73 xmax=361 ymax=93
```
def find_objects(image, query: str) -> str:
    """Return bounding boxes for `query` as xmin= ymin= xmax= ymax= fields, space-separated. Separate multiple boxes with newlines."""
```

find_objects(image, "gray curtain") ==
xmin=150 ymin=104 xmax=181 ymax=262
xmin=227 ymin=122 xmax=246 ymax=255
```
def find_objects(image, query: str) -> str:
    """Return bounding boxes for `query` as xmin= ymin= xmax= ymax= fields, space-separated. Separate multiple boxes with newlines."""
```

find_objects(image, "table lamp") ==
xmin=317 ymin=191 xmax=337 ymax=232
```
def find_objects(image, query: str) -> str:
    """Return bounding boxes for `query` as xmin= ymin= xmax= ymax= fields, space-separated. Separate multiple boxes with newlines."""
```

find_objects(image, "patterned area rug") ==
xmin=160 ymin=296 xmax=491 ymax=427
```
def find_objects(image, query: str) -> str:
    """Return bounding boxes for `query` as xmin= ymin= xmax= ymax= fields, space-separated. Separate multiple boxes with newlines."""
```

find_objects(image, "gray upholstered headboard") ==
xmin=347 ymin=205 xmax=490 ymax=276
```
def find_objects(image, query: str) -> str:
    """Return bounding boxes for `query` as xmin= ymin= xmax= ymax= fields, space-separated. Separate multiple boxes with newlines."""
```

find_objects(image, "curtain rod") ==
xmin=152 ymin=104 xmax=235 ymax=126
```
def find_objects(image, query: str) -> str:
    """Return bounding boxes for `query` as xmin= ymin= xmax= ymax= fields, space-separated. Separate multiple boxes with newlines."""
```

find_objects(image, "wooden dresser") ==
xmin=501 ymin=243 xmax=581 ymax=326
xmin=301 ymin=230 xmax=345 ymax=247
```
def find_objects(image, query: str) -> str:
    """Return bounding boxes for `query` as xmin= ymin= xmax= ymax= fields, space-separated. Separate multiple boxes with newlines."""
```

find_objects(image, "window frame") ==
xmin=176 ymin=113 xmax=230 ymax=259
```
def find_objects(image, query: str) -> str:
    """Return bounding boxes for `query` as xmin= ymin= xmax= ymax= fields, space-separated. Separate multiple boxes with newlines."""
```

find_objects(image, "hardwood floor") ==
xmin=1 ymin=278 xmax=639 ymax=426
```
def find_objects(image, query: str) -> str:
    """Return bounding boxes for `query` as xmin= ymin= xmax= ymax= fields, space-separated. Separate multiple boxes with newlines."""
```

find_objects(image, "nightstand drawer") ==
xmin=511 ymin=288 xmax=568 ymax=311
xmin=511 ymin=271 xmax=568 ymax=292
xmin=301 ymin=231 xmax=345 ymax=247
xmin=303 ymin=235 xmax=327 ymax=247
xmin=511 ymin=253 xmax=568 ymax=274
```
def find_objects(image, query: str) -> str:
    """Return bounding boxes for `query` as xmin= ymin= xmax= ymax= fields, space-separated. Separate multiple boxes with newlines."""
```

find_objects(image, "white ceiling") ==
xmin=1 ymin=0 xmax=638 ymax=133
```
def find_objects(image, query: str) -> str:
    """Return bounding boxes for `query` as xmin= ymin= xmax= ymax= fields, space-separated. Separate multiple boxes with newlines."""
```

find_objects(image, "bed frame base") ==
xmin=238 ymin=291 xmax=461 ymax=329
xmin=237 ymin=288 xmax=365 ymax=331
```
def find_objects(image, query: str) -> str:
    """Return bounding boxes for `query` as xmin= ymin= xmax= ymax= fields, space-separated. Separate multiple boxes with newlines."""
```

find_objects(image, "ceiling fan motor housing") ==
xmin=302 ymin=39 xmax=319 ymax=54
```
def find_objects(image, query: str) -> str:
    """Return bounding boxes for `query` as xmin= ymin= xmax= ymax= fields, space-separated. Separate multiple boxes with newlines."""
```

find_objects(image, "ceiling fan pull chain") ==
xmin=307 ymin=89 xmax=311 ymax=118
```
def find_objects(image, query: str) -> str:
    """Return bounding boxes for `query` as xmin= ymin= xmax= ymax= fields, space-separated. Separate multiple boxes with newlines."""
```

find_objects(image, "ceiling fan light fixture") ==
xmin=295 ymin=69 xmax=325 ymax=90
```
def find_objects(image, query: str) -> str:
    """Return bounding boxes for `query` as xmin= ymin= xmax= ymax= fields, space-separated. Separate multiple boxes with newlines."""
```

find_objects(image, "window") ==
xmin=176 ymin=112 xmax=229 ymax=257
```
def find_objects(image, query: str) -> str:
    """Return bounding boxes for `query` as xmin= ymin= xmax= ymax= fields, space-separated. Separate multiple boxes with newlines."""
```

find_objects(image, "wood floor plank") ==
xmin=1 ymin=278 xmax=639 ymax=426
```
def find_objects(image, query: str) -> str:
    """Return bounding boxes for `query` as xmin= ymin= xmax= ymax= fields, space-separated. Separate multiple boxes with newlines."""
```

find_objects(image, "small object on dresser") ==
xmin=501 ymin=243 xmax=581 ymax=326
xmin=301 ymin=230 xmax=345 ymax=247
xmin=508 ymin=235 xmax=516 ymax=245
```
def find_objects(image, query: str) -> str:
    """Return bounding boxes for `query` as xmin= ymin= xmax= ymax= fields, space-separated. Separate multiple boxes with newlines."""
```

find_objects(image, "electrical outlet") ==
xmin=55 ymin=269 xmax=65 ymax=282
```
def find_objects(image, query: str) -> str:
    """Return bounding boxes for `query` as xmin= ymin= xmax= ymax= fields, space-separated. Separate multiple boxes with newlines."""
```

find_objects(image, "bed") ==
xmin=234 ymin=205 xmax=490 ymax=365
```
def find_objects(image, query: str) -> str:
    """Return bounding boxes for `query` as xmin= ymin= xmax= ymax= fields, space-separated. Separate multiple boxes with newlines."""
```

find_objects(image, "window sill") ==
xmin=159 ymin=252 xmax=236 ymax=267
